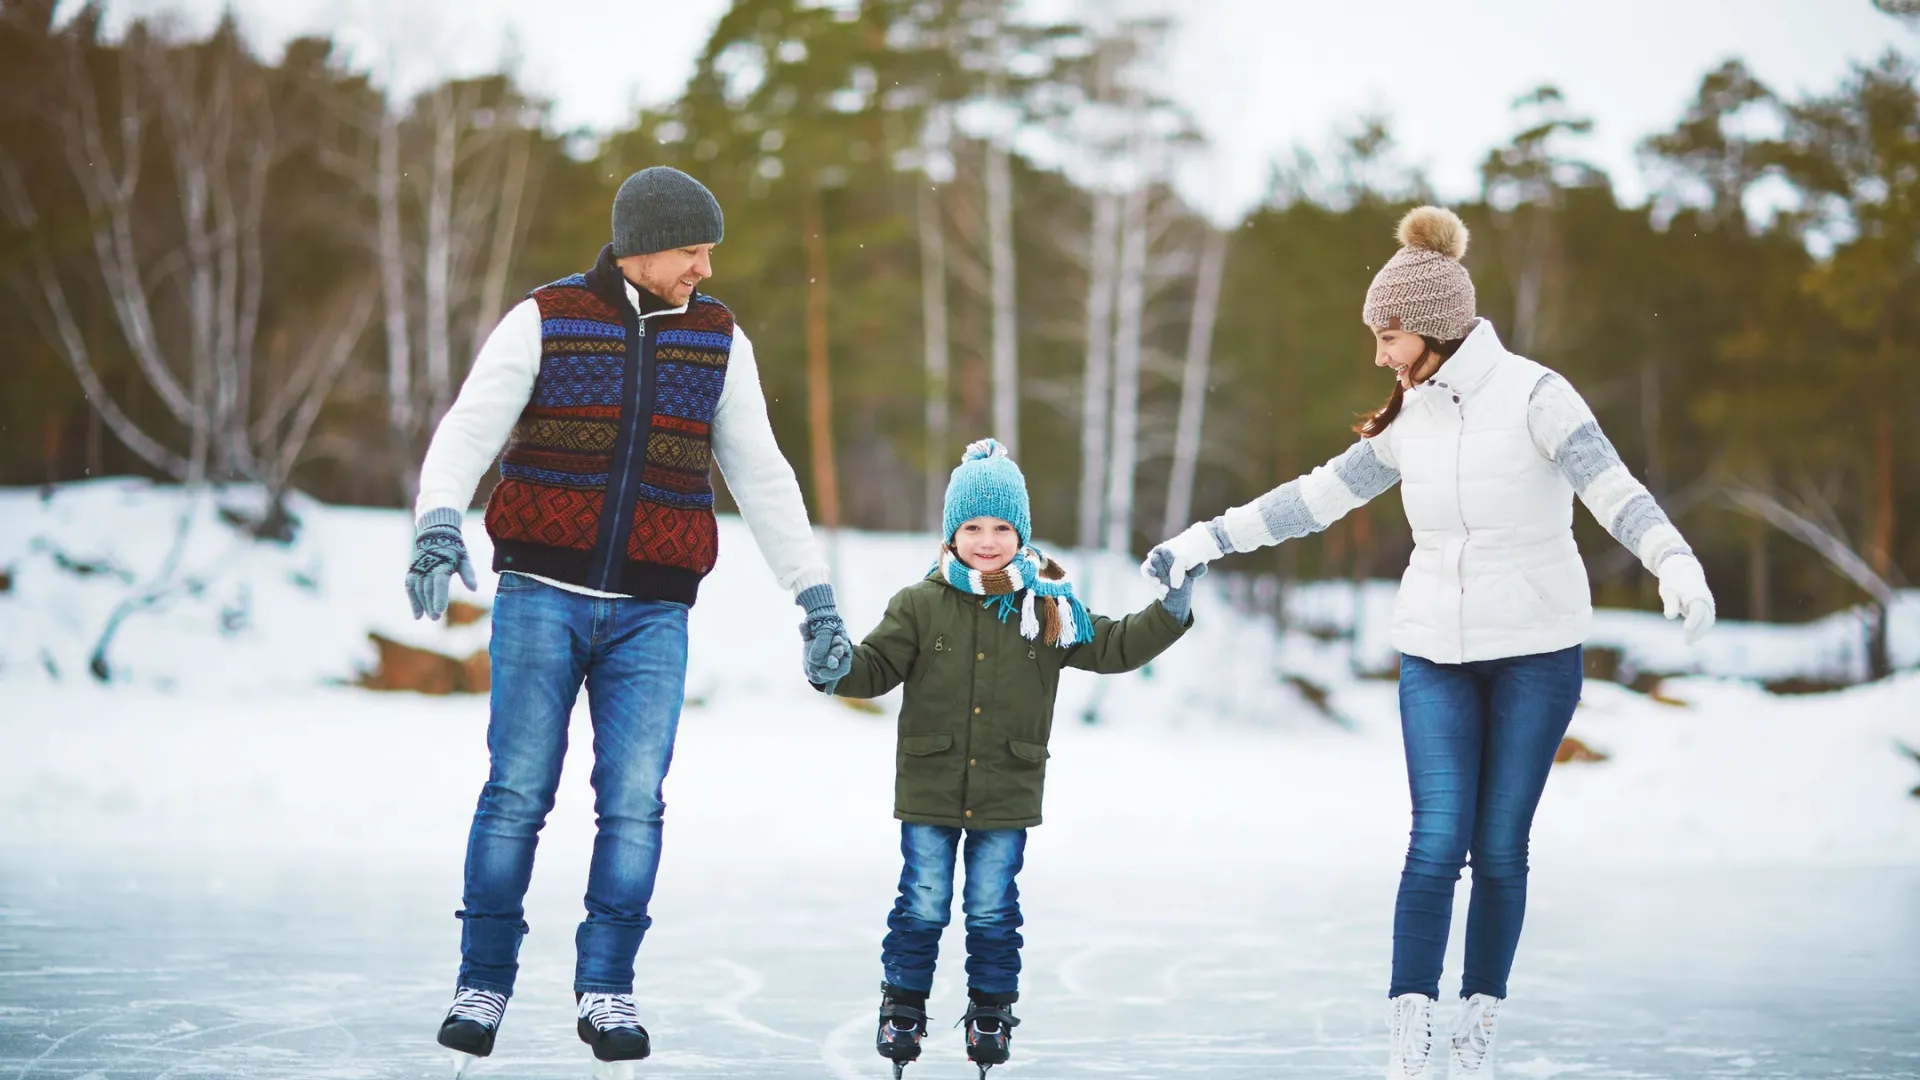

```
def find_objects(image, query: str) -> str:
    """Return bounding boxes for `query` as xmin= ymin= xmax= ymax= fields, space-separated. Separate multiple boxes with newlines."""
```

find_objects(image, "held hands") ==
xmin=797 ymin=583 xmax=854 ymax=693
xmin=1159 ymin=563 xmax=1206 ymax=622
xmin=406 ymin=507 xmax=478 ymax=621
xmin=1657 ymin=553 xmax=1716 ymax=645
xmin=1141 ymin=522 xmax=1226 ymax=595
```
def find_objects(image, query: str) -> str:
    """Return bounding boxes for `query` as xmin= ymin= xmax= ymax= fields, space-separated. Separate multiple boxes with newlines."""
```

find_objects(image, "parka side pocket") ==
xmin=1008 ymin=739 xmax=1049 ymax=763
xmin=901 ymin=732 xmax=954 ymax=756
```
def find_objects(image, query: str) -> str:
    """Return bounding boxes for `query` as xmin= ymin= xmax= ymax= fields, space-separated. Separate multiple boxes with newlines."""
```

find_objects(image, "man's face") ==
xmin=619 ymin=244 xmax=715 ymax=307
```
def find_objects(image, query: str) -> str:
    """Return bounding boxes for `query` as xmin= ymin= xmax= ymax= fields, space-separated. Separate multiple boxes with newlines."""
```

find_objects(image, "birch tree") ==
xmin=1161 ymin=226 xmax=1228 ymax=538
xmin=983 ymin=74 xmax=1020 ymax=454
xmin=320 ymin=75 xmax=540 ymax=497
xmin=1076 ymin=188 xmax=1120 ymax=548
xmin=919 ymin=158 xmax=954 ymax=529
xmin=0 ymin=19 xmax=370 ymax=507
xmin=1102 ymin=106 xmax=1152 ymax=555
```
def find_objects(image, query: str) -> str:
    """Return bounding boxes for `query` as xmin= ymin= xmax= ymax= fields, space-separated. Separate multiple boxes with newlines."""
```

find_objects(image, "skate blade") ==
xmin=448 ymin=1050 xmax=478 ymax=1078
xmin=590 ymin=1060 xmax=636 ymax=1080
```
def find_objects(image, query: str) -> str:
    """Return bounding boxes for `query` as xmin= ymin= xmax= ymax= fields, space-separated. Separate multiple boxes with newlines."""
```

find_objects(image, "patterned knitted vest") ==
xmin=483 ymin=245 xmax=731 ymax=604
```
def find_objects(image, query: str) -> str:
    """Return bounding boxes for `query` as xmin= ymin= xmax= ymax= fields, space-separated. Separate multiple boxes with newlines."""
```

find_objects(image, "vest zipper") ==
xmin=592 ymin=315 xmax=652 ymax=591
xmin=1449 ymin=386 xmax=1468 ymax=659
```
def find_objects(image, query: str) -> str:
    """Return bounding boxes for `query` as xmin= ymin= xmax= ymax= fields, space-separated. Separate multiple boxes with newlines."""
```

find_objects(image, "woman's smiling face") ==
xmin=1373 ymin=326 xmax=1441 ymax=389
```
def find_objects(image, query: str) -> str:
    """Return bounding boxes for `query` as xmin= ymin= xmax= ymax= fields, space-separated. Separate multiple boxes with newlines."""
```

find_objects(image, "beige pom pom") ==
xmin=1396 ymin=206 xmax=1469 ymax=260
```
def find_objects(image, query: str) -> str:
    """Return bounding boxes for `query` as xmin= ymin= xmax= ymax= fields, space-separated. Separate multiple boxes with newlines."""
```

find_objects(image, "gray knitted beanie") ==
xmin=1362 ymin=206 xmax=1476 ymax=340
xmin=611 ymin=167 xmax=724 ymax=257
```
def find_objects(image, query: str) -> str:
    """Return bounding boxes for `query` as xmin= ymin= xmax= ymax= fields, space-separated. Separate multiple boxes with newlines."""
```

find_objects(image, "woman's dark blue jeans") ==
xmin=1390 ymin=645 xmax=1583 ymax=1001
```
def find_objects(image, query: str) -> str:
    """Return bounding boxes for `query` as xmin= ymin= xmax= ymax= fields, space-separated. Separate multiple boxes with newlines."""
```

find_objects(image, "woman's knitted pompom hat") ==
xmin=1362 ymin=206 xmax=1477 ymax=341
xmin=942 ymin=438 xmax=1032 ymax=546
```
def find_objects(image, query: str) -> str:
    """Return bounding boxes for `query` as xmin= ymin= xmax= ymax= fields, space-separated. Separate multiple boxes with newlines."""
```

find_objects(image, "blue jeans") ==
xmin=456 ymin=574 xmax=689 ymax=996
xmin=1390 ymin=645 xmax=1583 ymax=1001
xmin=881 ymin=824 xmax=1027 ymax=997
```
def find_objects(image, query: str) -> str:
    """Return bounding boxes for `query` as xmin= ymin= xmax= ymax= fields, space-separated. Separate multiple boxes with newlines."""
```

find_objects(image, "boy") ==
xmin=822 ymin=439 xmax=1200 ymax=1078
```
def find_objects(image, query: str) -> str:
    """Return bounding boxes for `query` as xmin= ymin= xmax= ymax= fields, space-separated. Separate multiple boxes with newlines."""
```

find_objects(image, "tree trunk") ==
xmin=919 ymin=176 xmax=951 ymax=531
xmin=472 ymin=123 xmax=531 ymax=369
xmin=375 ymin=104 xmax=414 ymax=485
xmin=423 ymin=88 xmax=458 ymax=424
xmin=1103 ymin=132 xmax=1149 ymax=556
xmin=1162 ymin=227 xmax=1228 ymax=539
xmin=1871 ymin=324 xmax=1895 ymax=585
xmin=1869 ymin=601 xmax=1892 ymax=682
xmin=985 ymin=132 xmax=1018 ymax=455
xmin=1640 ymin=356 xmax=1665 ymax=497
xmin=1077 ymin=189 xmax=1120 ymax=550
xmin=803 ymin=188 xmax=841 ymax=530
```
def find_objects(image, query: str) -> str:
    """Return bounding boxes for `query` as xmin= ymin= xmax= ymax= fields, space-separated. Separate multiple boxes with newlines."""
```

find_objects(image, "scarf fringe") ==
xmin=1019 ymin=592 xmax=1040 ymax=640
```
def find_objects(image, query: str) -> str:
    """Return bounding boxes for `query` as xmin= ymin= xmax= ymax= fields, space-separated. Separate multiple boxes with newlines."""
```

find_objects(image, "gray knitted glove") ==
xmin=1159 ymin=562 xmax=1206 ymax=623
xmin=406 ymin=507 xmax=478 ymax=621
xmin=797 ymin=583 xmax=854 ymax=692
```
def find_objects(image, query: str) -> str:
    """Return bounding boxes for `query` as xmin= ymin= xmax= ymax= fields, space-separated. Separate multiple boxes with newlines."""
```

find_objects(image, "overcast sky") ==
xmin=66 ymin=0 xmax=1913 ymax=223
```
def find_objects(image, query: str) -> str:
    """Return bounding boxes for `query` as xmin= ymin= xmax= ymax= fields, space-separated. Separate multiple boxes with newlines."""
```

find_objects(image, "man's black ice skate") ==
xmin=436 ymin=987 xmax=507 ymax=1078
xmin=958 ymin=992 xmax=1020 ymax=1077
xmin=875 ymin=983 xmax=930 ymax=1079
xmin=576 ymin=992 xmax=651 ymax=1080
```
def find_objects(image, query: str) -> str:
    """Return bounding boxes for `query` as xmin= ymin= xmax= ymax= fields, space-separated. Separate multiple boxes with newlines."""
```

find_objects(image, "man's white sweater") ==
xmin=416 ymin=280 xmax=831 ymax=599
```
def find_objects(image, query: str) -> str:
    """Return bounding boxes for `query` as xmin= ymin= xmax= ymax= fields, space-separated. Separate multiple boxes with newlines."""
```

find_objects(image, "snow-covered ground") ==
xmin=2 ymin=480 xmax=1918 ymax=1079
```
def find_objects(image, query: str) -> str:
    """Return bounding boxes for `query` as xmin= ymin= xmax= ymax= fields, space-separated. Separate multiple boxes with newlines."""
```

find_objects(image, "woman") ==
xmin=1143 ymin=206 xmax=1715 ymax=1079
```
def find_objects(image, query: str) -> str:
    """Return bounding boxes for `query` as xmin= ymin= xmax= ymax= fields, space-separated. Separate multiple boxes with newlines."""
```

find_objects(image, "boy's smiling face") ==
xmin=953 ymin=516 xmax=1019 ymax=573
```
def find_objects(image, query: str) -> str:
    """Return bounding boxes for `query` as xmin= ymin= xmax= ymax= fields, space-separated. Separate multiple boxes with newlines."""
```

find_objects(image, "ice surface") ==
xmin=2 ymin=857 xmax=1916 ymax=1079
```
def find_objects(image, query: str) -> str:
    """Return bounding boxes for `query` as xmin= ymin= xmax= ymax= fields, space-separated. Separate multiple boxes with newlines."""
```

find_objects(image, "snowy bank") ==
xmin=1 ymin=480 xmax=1917 ymax=873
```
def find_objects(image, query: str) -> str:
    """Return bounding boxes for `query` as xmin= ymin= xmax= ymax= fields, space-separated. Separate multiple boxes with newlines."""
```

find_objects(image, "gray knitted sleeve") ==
xmin=1528 ymin=372 xmax=1692 ymax=573
xmin=1208 ymin=438 xmax=1400 ymax=554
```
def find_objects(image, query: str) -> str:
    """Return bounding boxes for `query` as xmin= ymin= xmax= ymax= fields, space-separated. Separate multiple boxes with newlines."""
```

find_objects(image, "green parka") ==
xmin=832 ymin=573 xmax=1190 ymax=829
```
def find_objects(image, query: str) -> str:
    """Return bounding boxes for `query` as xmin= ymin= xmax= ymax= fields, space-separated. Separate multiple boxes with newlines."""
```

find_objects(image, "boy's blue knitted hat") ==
xmin=943 ymin=438 xmax=1031 ymax=546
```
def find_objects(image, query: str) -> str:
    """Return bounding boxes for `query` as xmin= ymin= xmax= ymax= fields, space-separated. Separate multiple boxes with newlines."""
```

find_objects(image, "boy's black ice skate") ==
xmin=875 ymin=983 xmax=930 ymax=1079
xmin=958 ymin=992 xmax=1020 ymax=1077
xmin=576 ymin=992 xmax=651 ymax=1080
xmin=436 ymin=986 xmax=507 ymax=1078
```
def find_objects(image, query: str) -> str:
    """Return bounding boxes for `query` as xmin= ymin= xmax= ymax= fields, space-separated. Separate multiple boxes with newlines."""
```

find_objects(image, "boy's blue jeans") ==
xmin=882 ymin=823 xmax=1027 ymax=997
xmin=455 ymin=574 xmax=689 ymax=996
xmin=1391 ymin=645 xmax=1583 ymax=1001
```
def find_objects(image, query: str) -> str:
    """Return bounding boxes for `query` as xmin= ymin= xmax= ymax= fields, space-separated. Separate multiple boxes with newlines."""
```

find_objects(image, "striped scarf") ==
xmin=937 ymin=546 xmax=1095 ymax=648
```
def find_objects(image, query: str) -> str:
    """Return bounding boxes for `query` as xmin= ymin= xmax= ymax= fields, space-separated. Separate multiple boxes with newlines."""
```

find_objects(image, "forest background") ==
xmin=4 ymin=0 xmax=1918 ymax=675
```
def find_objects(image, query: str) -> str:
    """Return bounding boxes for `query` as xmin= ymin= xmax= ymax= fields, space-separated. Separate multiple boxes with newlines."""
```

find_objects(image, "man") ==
xmin=402 ymin=166 xmax=854 ymax=1077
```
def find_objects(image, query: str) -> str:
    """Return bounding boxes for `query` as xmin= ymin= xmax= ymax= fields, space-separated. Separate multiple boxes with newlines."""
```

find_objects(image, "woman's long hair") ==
xmin=1353 ymin=334 xmax=1467 ymax=438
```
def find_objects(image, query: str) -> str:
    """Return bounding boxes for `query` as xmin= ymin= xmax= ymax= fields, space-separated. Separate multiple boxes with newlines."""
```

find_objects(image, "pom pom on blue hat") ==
xmin=942 ymin=438 xmax=1032 ymax=546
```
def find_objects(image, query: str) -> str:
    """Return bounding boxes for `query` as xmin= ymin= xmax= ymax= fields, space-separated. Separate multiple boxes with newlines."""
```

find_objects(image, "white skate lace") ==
xmin=447 ymin=987 xmax=507 ymax=1029
xmin=1389 ymin=994 xmax=1433 ymax=1077
xmin=578 ymin=992 xmax=643 ymax=1032
xmin=1451 ymin=994 xmax=1500 ymax=1072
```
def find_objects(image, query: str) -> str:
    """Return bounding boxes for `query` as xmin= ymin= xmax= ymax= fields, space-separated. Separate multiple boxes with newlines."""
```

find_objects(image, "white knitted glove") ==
xmin=1141 ymin=522 xmax=1227 ymax=595
xmin=1657 ymin=553 xmax=1715 ymax=645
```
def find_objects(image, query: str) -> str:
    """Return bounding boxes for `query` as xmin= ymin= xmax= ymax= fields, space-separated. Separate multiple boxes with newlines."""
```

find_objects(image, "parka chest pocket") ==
xmin=910 ymin=633 xmax=957 ymax=690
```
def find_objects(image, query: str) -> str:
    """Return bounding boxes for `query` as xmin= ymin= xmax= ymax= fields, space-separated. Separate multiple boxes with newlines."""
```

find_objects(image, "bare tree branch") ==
xmin=268 ymin=287 xmax=379 ymax=490
xmin=1725 ymin=482 xmax=1897 ymax=605
xmin=0 ymin=154 xmax=190 ymax=478
xmin=58 ymin=39 xmax=203 ymax=431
